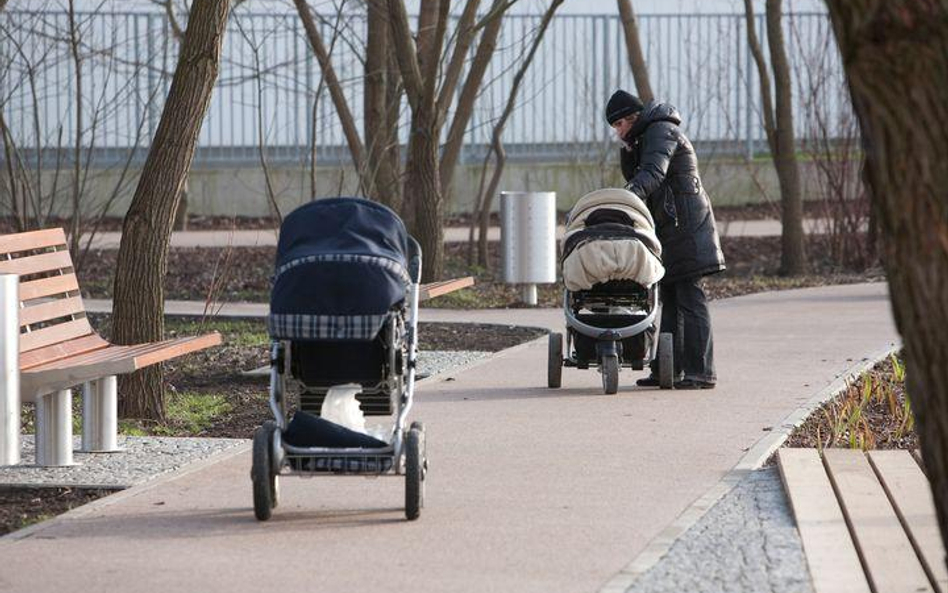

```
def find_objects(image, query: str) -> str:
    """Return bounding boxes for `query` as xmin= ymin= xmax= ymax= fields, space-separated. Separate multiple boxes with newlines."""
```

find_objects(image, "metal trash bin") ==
xmin=500 ymin=191 xmax=556 ymax=305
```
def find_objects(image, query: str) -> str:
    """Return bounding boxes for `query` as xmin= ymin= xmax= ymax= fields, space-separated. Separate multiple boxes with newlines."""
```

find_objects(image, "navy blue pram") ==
xmin=252 ymin=197 xmax=427 ymax=522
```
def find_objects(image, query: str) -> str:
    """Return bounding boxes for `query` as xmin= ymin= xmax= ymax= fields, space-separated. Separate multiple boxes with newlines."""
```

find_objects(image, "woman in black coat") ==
xmin=605 ymin=90 xmax=725 ymax=389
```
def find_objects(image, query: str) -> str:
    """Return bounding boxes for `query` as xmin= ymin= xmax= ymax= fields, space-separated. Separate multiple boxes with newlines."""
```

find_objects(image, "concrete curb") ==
xmin=598 ymin=341 xmax=901 ymax=593
xmin=2 ymin=440 xmax=251 ymax=542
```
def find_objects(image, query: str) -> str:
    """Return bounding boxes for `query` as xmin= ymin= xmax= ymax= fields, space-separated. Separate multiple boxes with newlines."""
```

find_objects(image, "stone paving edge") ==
xmin=597 ymin=341 xmax=901 ymax=593
xmin=1 ymin=441 xmax=251 ymax=543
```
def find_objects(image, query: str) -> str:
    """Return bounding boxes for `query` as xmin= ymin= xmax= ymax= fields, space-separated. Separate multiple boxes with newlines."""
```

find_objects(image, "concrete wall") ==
xmin=7 ymin=156 xmax=823 ymax=219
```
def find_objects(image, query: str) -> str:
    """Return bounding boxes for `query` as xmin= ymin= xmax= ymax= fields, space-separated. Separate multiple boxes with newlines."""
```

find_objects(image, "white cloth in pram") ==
xmin=561 ymin=188 xmax=665 ymax=291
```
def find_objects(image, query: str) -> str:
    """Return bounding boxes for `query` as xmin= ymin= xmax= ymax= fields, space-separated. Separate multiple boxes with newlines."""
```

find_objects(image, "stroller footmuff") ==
xmin=549 ymin=188 xmax=675 ymax=394
xmin=252 ymin=197 xmax=427 ymax=521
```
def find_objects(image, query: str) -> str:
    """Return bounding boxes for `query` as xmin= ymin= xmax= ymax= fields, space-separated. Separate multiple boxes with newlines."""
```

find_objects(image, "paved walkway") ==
xmin=1 ymin=283 xmax=898 ymax=593
xmin=79 ymin=218 xmax=836 ymax=250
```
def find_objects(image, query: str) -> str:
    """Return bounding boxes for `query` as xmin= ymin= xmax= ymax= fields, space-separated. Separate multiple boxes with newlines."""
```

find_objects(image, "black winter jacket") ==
xmin=620 ymin=102 xmax=726 ymax=282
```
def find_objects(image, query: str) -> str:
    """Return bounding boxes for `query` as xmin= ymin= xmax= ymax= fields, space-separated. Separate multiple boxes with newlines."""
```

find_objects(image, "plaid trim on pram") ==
xmin=274 ymin=253 xmax=410 ymax=285
xmin=268 ymin=312 xmax=390 ymax=341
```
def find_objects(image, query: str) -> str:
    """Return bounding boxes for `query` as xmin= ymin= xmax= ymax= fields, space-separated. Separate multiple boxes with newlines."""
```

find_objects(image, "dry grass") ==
xmin=786 ymin=352 xmax=917 ymax=451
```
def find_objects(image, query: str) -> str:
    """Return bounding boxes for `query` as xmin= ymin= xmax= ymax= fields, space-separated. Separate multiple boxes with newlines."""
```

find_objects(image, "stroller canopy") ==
xmin=561 ymin=188 xmax=665 ymax=291
xmin=269 ymin=197 xmax=411 ymax=341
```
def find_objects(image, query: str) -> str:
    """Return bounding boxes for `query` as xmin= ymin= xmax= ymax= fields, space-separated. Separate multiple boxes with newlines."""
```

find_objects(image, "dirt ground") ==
xmin=0 ymin=487 xmax=117 ymax=537
xmin=0 ymin=200 xmax=824 ymax=236
xmin=75 ymin=234 xmax=884 ymax=308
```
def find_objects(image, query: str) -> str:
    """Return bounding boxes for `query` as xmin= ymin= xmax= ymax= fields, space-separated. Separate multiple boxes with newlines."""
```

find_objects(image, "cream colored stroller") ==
xmin=548 ymin=188 xmax=674 ymax=394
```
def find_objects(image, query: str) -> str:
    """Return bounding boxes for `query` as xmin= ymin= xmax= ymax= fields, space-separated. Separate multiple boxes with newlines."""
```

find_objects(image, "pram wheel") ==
xmin=405 ymin=426 xmax=425 ymax=520
xmin=658 ymin=333 xmax=674 ymax=390
xmin=601 ymin=354 xmax=619 ymax=395
xmin=252 ymin=421 xmax=278 ymax=521
xmin=548 ymin=332 xmax=563 ymax=388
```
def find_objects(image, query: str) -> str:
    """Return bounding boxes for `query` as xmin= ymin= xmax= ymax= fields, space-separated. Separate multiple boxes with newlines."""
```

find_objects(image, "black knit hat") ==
xmin=605 ymin=90 xmax=645 ymax=124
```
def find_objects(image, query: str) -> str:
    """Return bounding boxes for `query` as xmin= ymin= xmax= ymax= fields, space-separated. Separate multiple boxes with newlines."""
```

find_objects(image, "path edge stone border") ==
xmin=0 ymin=329 xmax=546 ymax=543
xmin=1 ymin=441 xmax=251 ymax=543
xmin=598 ymin=341 xmax=901 ymax=593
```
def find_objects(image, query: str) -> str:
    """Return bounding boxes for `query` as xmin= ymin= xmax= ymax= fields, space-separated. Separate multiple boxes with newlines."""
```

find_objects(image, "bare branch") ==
xmin=743 ymin=0 xmax=777 ymax=153
xmin=292 ymin=0 xmax=368 ymax=190
xmin=440 ymin=0 xmax=510 ymax=193
xmin=472 ymin=0 xmax=564 ymax=265
xmin=386 ymin=0 xmax=423 ymax=107
xmin=616 ymin=0 xmax=652 ymax=102
xmin=435 ymin=0 xmax=480 ymax=116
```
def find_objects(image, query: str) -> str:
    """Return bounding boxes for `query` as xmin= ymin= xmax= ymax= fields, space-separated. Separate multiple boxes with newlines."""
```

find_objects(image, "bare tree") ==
xmin=616 ymin=0 xmax=652 ymax=102
xmin=294 ymin=0 xmax=516 ymax=281
xmin=824 ymin=0 xmax=948 ymax=549
xmin=111 ymin=0 xmax=230 ymax=420
xmin=744 ymin=0 xmax=806 ymax=275
xmin=469 ymin=0 xmax=564 ymax=266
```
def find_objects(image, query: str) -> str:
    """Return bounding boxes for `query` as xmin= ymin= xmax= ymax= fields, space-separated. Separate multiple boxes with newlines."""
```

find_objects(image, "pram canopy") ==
xmin=561 ymin=188 xmax=665 ymax=291
xmin=269 ymin=197 xmax=411 ymax=341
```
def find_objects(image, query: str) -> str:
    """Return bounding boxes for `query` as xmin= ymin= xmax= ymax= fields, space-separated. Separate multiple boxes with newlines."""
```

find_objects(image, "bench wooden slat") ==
xmin=21 ymin=333 xmax=222 ymax=398
xmin=20 ymin=317 xmax=94 ymax=353
xmin=19 ymin=273 xmax=81 ymax=301
xmin=869 ymin=450 xmax=948 ymax=593
xmin=19 ymin=334 xmax=109 ymax=370
xmin=30 ymin=334 xmax=219 ymax=370
xmin=419 ymin=276 xmax=474 ymax=301
xmin=19 ymin=296 xmax=86 ymax=327
xmin=0 ymin=250 xmax=73 ymax=276
xmin=824 ymin=449 xmax=934 ymax=593
xmin=0 ymin=228 xmax=67 ymax=256
xmin=777 ymin=449 xmax=871 ymax=593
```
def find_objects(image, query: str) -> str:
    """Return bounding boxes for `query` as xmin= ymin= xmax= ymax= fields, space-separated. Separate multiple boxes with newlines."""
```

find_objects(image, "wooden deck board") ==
xmin=869 ymin=450 xmax=948 ymax=593
xmin=823 ymin=449 xmax=934 ymax=593
xmin=777 ymin=448 xmax=871 ymax=593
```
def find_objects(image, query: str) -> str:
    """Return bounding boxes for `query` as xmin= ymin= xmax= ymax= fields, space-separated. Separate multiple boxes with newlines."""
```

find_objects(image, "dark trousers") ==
xmin=650 ymin=276 xmax=716 ymax=383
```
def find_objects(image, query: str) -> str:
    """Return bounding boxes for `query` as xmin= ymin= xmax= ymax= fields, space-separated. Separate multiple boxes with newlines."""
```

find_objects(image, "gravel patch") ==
xmin=0 ymin=436 xmax=245 ymax=489
xmin=418 ymin=350 xmax=491 ymax=378
xmin=625 ymin=468 xmax=813 ymax=593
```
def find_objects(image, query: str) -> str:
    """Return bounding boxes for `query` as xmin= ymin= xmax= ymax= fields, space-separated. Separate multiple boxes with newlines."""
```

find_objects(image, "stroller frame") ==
xmin=252 ymin=236 xmax=427 ymax=521
xmin=548 ymin=279 xmax=674 ymax=394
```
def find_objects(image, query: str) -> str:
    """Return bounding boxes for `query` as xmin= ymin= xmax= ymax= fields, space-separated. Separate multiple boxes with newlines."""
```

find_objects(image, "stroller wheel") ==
xmin=252 ymin=421 xmax=277 ymax=521
xmin=601 ymin=354 xmax=619 ymax=395
xmin=658 ymin=333 xmax=674 ymax=390
xmin=548 ymin=332 xmax=563 ymax=389
xmin=405 ymin=427 xmax=424 ymax=521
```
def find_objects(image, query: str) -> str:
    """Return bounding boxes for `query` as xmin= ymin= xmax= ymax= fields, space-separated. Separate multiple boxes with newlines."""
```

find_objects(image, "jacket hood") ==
xmin=626 ymin=101 xmax=682 ymax=140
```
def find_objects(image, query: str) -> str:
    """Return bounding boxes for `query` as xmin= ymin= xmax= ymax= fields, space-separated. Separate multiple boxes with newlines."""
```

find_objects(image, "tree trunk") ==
xmin=111 ymin=0 xmax=230 ymax=420
xmin=616 ymin=0 xmax=653 ymax=102
xmin=365 ymin=0 xmax=401 ymax=210
xmin=405 ymin=109 xmax=444 ymax=282
xmin=745 ymin=0 xmax=806 ymax=275
xmin=766 ymin=0 xmax=805 ymax=275
xmin=824 ymin=0 xmax=948 ymax=551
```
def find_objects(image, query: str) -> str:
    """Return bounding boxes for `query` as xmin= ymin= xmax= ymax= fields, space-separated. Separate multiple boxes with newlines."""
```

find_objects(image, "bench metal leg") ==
xmin=35 ymin=389 xmax=74 ymax=466
xmin=0 ymin=273 xmax=19 ymax=466
xmin=82 ymin=376 xmax=119 ymax=452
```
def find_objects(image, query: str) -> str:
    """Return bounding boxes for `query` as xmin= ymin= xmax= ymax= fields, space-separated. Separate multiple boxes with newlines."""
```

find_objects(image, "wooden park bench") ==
xmin=778 ymin=447 xmax=947 ymax=593
xmin=0 ymin=228 xmax=221 ymax=467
